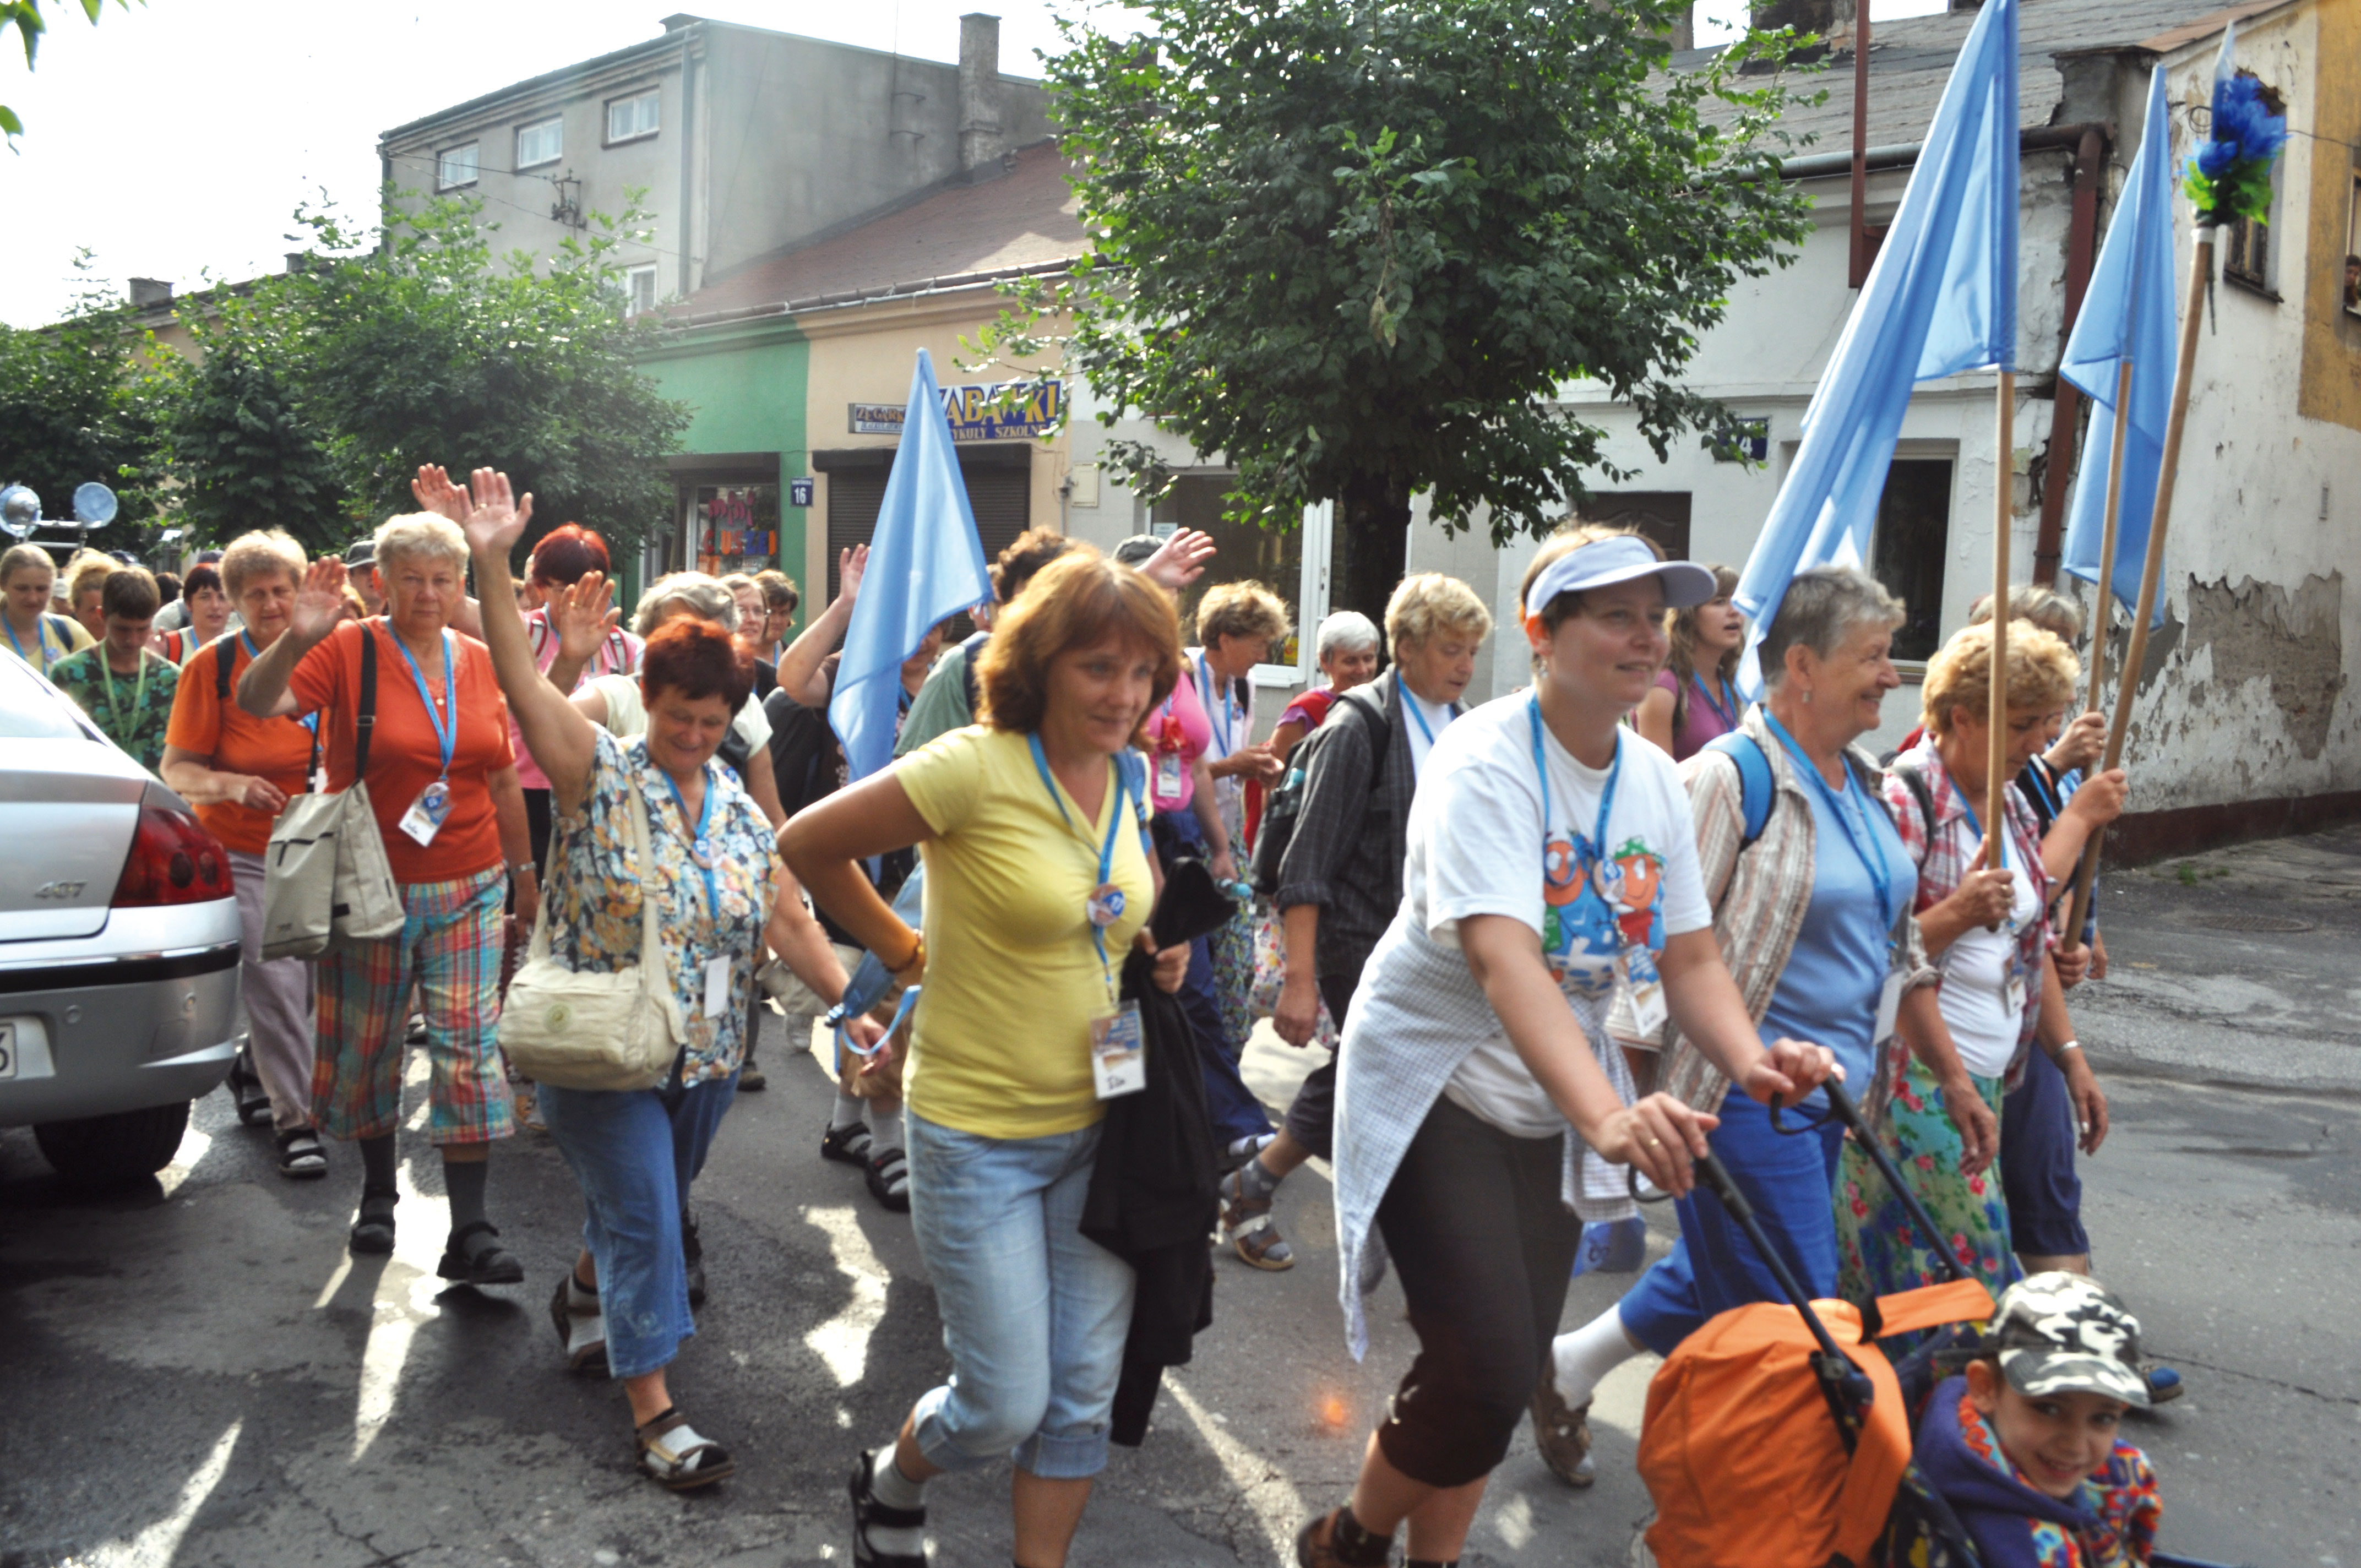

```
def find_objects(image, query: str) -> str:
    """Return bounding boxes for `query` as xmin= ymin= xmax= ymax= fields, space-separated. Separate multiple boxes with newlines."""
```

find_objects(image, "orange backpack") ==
xmin=1638 ymin=1278 xmax=1994 ymax=1568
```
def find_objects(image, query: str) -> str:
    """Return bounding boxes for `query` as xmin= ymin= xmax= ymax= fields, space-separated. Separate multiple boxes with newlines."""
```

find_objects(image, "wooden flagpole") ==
xmin=2060 ymin=356 xmax=2136 ymax=947
xmin=2082 ymin=229 xmax=2215 ymax=901
xmin=1987 ymin=371 xmax=2015 ymax=868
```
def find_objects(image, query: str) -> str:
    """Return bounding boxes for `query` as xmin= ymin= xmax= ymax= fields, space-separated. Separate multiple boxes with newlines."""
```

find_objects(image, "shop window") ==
xmin=1152 ymin=476 xmax=1306 ymax=665
xmin=692 ymin=484 xmax=780 ymax=580
xmin=1870 ymin=459 xmax=1952 ymax=661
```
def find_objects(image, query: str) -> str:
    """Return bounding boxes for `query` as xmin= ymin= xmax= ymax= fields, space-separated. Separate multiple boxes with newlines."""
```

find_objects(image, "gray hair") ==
xmin=1314 ymin=609 xmax=1380 ymax=663
xmin=632 ymin=571 xmax=741 ymax=636
xmin=1759 ymin=565 xmax=1904 ymax=686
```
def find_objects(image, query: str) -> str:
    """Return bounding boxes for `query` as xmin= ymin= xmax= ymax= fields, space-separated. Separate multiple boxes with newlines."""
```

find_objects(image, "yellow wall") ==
xmin=2298 ymin=0 xmax=2361 ymax=428
xmin=793 ymin=291 xmax=1074 ymax=595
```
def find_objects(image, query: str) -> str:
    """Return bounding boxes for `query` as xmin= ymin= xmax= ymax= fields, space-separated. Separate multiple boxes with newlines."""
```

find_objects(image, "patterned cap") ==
xmin=1990 ymin=1272 xmax=2150 ymax=1407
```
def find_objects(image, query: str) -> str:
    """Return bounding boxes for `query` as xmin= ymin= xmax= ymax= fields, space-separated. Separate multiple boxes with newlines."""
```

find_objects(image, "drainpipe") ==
xmin=2032 ymin=123 xmax=2109 ymax=585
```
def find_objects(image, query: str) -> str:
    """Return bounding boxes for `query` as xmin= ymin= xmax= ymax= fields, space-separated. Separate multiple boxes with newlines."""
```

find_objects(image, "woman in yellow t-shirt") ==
xmin=784 ymin=549 xmax=1190 ymax=1568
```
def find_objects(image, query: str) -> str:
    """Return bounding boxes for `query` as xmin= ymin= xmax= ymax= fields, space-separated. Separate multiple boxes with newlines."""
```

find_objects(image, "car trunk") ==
xmin=0 ymin=661 xmax=148 ymax=941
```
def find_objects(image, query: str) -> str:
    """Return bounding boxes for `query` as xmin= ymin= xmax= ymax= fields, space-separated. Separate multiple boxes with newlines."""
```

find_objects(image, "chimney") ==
xmin=958 ymin=13 xmax=1003 ymax=175
xmin=127 ymin=277 xmax=172 ymax=309
xmin=1748 ymin=0 xmax=1843 ymax=34
xmin=1671 ymin=4 xmax=1695 ymax=52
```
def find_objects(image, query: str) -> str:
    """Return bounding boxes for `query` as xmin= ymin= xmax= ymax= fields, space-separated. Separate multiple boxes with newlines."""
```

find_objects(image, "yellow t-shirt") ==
xmin=895 ymin=725 xmax=1155 ymax=1140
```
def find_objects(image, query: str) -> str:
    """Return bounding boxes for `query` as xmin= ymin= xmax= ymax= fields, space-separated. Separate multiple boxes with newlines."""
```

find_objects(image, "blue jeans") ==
xmin=906 ymin=1112 xmax=1137 ymax=1479
xmin=1619 ymin=1087 xmax=1846 ymax=1357
xmin=1155 ymin=806 xmax=1271 ymax=1146
xmin=2000 ymin=1044 xmax=2088 ymax=1257
xmin=539 ymin=1071 xmax=739 ymax=1379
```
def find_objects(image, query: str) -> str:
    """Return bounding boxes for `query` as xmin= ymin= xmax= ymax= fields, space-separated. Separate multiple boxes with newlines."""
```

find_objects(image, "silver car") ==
xmin=0 ymin=652 xmax=242 ymax=1186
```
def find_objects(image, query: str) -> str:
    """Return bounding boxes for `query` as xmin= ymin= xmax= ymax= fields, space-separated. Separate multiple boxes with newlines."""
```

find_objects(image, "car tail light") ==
xmin=112 ymin=803 xmax=235 ymax=908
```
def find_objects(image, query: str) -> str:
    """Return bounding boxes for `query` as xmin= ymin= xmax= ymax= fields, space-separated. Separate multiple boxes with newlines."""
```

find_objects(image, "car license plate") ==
xmin=0 ymin=1021 xmax=14 ymax=1080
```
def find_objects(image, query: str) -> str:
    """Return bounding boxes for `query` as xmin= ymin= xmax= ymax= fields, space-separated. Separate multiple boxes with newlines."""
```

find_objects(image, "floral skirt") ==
xmin=1835 ymin=1053 xmax=2020 ymax=1343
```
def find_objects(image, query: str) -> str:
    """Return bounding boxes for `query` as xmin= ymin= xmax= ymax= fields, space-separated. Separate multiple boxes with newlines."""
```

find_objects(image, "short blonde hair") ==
xmin=0 ymin=543 xmax=57 ymax=585
xmin=633 ymin=572 xmax=741 ymax=637
xmin=1968 ymin=583 xmax=2085 ymax=643
xmin=977 ymin=551 xmax=1182 ymax=733
xmin=1385 ymin=572 xmax=1493 ymax=654
xmin=66 ymin=552 xmax=117 ymax=607
xmin=219 ymin=529 xmax=306 ymax=600
xmin=1195 ymin=580 xmax=1292 ymax=650
xmin=1922 ymin=620 xmax=2081 ymax=735
xmin=371 ymin=513 xmax=469 ymax=578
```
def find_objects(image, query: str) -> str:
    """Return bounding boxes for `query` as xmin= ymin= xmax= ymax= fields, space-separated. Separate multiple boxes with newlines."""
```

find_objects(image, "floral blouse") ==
xmin=543 ymin=729 xmax=777 ymax=1084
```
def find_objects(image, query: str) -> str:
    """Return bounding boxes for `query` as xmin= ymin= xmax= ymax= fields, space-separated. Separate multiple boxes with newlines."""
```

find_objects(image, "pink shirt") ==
xmin=513 ymin=607 xmax=643 ymax=790
xmin=1654 ymin=666 xmax=1740 ymax=763
xmin=1146 ymin=663 xmax=1212 ymax=812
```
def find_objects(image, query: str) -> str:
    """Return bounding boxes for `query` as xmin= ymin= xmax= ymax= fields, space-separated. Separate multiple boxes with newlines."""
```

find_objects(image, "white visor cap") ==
xmin=1522 ymin=535 xmax=1718 ymax=616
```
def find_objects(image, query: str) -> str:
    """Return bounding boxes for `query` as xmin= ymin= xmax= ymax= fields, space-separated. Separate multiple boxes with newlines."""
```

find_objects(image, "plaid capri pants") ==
xmin=313 ymin=868 xmax=515 ymax=1146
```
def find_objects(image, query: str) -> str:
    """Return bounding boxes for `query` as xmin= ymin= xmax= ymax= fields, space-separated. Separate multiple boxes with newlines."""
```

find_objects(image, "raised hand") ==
xmin=412 ymin=464 xmax=469 ymax=523
xmin=289 ymin=557 xmax=350 ymax=644
xmin=551 ymin=571 xmax=621 ymax=663
xmin=838 ymin=543 xmax=871 ymax=606
xmin=460 ymin=467 xmax=535 ymax=560
xmin=1140 ymin=528 xmax=1217 ymax=591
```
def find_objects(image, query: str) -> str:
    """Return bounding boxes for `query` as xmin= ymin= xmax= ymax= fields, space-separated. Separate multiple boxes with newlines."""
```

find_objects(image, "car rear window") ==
xmin=0 ymin=657 xmax=101 ymax=739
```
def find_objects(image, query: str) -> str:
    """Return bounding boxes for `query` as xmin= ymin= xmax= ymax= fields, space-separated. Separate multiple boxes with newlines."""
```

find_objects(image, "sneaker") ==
xmin=2142 ymin=1360 xmax=2185 ymax=1404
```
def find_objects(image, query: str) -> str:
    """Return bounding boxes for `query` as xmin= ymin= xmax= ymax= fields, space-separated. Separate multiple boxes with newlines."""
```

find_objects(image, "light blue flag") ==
xmin=1733 ymin=0 xmax=2020 ymax=695
xmin=2059 ymin=66 xmax=2173 ymax=629
xmin=828 ymin=349 xmax=993 ymax=784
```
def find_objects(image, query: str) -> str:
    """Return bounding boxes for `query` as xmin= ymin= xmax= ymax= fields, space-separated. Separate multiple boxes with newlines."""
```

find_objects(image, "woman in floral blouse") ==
xmin=456 ymin=469 xmax=872 ymax=1492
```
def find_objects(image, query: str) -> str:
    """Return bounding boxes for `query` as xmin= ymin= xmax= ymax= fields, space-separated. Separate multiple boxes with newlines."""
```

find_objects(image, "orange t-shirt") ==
xmin=165 ymin=634 xmax=320 ymax=855
xmin=287 ymin=618 xmax=515 ymax=885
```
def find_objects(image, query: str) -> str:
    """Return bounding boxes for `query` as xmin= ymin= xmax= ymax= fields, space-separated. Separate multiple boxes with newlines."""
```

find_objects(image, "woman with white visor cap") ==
xmin=1302 ymin=526 xmax=1836 ymax=1568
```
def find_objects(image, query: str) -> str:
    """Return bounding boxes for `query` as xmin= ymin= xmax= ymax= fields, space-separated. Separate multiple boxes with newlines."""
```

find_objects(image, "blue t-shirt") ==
xmin=1756 ymin=744 xmax=1916 ymax=1106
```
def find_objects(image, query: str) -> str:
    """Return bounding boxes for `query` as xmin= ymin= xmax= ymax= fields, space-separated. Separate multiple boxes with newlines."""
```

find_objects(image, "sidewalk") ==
xmin=2071 ymin=823 xmax=2361 ymax=1096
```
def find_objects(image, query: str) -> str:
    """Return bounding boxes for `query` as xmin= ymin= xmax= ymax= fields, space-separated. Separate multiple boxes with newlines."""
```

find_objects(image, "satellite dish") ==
xmin=1 ymin=483 xmax=40 ymax=538
xmin=72 ymin=482 xmax=117 ymax=527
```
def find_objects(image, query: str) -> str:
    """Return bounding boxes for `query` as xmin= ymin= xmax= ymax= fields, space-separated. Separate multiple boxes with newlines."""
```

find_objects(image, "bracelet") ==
xmin=2053 ymin=1039 xmax=2083 ymax=1058
xmin=507 ymin=861 xmax=537 ymax=878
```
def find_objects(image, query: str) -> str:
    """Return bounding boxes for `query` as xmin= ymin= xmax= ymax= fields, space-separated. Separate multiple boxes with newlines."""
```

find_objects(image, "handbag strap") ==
xmin=521 ymin=764 xmax=671 ymax=979
xmin=355 ymin=620 xmax=379 ymax=780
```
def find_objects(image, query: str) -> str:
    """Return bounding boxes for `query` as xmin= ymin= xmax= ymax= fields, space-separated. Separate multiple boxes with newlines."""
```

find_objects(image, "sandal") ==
xmin=1295 ymin=1507 xmax=1393 ymax=1568
xmin=865 ymin=1147 xmax=910 ymax=1213
xmin=548 ymin=1271 xmax=607 ymax=1373
xmin=1218 ymin=1167 xmax=1294 ymax=1271
xmin=638 ymin=1406 xmax=734 ymax=1491
xmin=230 ymin=1047 xmax=274 ymax=1128
xmin=681 ymin=1207 xmax=707 ymax=1308
xmin=822 ymin=1120 xmax=873 ymax=1166
xmin=1529 ymin=1383 xmax=1596 ymax=1488
xmin=849 ymin=1450 xmax=926 ymax=1567
xmin=275 ymin=1126 xmax=328 ymax=1180
xmin=437 ymin=1219 xmax=525 ymax=1286
xmin=739 ymin=1050 xmax=766 ymax=1092
xmin=349 ymin=1189 xmax=398 ymax=1255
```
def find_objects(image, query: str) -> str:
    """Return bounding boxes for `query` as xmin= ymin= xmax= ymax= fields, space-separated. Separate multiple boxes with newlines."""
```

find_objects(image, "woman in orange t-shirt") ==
xmin=238 ymin=513 xmax=537 ymax=1284
xmin=161 ymin=530 xmax=326 ymax=1175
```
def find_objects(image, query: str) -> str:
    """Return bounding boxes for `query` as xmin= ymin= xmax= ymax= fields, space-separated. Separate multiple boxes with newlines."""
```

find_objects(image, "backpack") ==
xmin=1704 ymin=729 xmax=1901 ymax=851
xmin=764 ymin=685 xmax=840 ymax=821
xmin=1248 ymin=684 xmax=1391 ymax=899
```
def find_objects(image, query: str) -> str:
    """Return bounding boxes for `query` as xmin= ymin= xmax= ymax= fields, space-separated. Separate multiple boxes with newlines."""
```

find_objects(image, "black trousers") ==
xmin=1373 ymin=1096 xmax=1583 ymax=1488
xmin=1278 ymin=964 xmax=1363 ymax=1159
xmin=522 ymin=786 xmax=554 ymax=877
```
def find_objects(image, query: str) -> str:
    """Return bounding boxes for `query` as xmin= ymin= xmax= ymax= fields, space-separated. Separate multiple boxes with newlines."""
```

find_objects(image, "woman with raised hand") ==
xmin=450 ymin=469 xmax=868 ymax=1490
xmin=237 ymin=512 xmax=536 ymax=1283
xmin=1301 ymin=527 xmax=1833 ymax=1568
xmin=1634 ymin=563 xmax=1745 ymax=761
xmin=783 ymin=548 xmax=1190 ymax=1568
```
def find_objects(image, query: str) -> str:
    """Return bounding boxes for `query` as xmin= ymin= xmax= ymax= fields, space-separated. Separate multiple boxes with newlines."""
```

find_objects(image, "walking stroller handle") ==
xmin=1769 ymin=1076 xmax=1972 ymax=1285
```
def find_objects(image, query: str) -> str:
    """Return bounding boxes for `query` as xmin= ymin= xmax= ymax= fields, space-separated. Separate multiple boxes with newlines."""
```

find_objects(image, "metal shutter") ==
xmin=825 ymin=470 xmax=891 ymax=601
xmin=823 ymin=458 xmax=1029 ymax=639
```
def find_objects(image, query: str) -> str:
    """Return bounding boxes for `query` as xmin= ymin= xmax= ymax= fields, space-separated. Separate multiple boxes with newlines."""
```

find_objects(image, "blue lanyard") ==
xmin=243 ymin=631 xmax=318 ymax=737
xmin=1028 ymin=733 xmax=1129 ymax=994
xmin=2018 ymin=758 xmax=2064 ymax=823
xmin=390 ymin=628 xmax=457 ymax=779
xmin=6 ymin=615 xmax=57 ymax=668
xmin=1764 ymin=712 xmax=1897 ymax=930
xmin=1690 ymin=672 xmax=1739 ymax=731
xmin=1529 ymin=695 xmax=1620 ymax=864
xmin=1397 ymin=671 xmax=1440 ymax=747
xmin=661 ymin=763 xmax=722 ymax=921
xmin=1195 ymin=654 xmax=1233 ymax=756
xmin=1952 ymin=776 xmax=2010 ymax=875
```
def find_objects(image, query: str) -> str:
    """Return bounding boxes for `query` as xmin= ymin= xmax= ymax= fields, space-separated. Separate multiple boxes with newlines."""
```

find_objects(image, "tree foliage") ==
xmin=3 ymin=0 xmax=137 ymax=143
xmin=1000 ymin=0 xmax=1819 ymax=545
xmin=161 ymin=194 xmax=690 ymax=563
xmin=0 ymin=258 xmax=164 ymax=536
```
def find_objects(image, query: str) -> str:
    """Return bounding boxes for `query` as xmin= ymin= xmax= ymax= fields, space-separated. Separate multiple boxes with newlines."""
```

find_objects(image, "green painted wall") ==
xmin=637 ymin=317 xmax=812 ymax=631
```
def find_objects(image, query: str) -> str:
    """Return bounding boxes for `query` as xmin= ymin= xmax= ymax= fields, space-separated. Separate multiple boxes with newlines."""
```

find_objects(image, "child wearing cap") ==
xmin=1916 ymin=1272 xmax=2163 ymax=1566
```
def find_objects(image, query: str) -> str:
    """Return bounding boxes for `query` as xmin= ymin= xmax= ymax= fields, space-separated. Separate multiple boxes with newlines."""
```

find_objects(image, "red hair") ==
xmin=529 ymin=524 xmax=612 ymax=587
xmin=640 ymin=618 xmax=750 ymax=713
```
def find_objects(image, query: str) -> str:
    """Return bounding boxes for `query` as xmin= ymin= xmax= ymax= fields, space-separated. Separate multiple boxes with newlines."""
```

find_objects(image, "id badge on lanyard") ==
xmin=394 ymin=630 xmax=459 ymax=846
xmin=1091 ymin=1001 xmax=1147 ymax=1098
xmin=1032 ymin=736 xmax=1149 ymax=1099
xmin=399 ymin=778 xmax=452 ymax=846
xmin=1619 ymin=954 xmax=1668 ymax=1037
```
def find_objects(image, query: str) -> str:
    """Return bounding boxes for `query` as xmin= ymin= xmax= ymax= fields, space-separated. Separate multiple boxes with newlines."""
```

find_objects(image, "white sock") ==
xmin=1552 ymin=1306 xmax=1642 ymax=1407
xmin=872 ymin=1102 xmax=905 ymax=1153
xmin=862 ymin=1447 xmax=926 ymax=1557
xmin=830 ymin=1090 xmax=867 ymax=1131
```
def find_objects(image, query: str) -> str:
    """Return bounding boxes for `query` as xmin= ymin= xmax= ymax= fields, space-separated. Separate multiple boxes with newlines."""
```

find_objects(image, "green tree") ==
xmin=3 ymin=0 xmax=138 ymax=144
xmin=1003 ymin=0 xmax=1815 ymax=611
xmin=0 ymin=262 xmax=165 ymax=538
xmin=162 ymin=194 xmax=690 ymax=563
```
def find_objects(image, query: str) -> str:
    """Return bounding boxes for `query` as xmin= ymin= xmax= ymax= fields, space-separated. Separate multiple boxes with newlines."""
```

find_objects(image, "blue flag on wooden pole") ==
xmin=1733 ymin=0 xmax=2020 ymax=695
xmin=828 ymin=349 xmax=994 ymax=785
xmin=2059 ymin=66 xmax=2174 ymax=629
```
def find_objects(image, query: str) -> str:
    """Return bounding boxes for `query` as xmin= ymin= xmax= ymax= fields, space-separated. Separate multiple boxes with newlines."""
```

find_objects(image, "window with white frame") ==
xmin=516 ymin=116 xmax=562 ymax=170
xmin=606 ymin=89 xmax=660 ymax=145
xmin=436 ymin=143 xmax=480 ymax=190
xmin=624 ymin=264 xmax=658 ymax=317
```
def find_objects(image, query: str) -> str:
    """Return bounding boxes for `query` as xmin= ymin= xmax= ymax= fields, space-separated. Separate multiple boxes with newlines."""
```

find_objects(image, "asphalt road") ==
xmin=3 ymin=841 xmax=2358 ymax=1568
